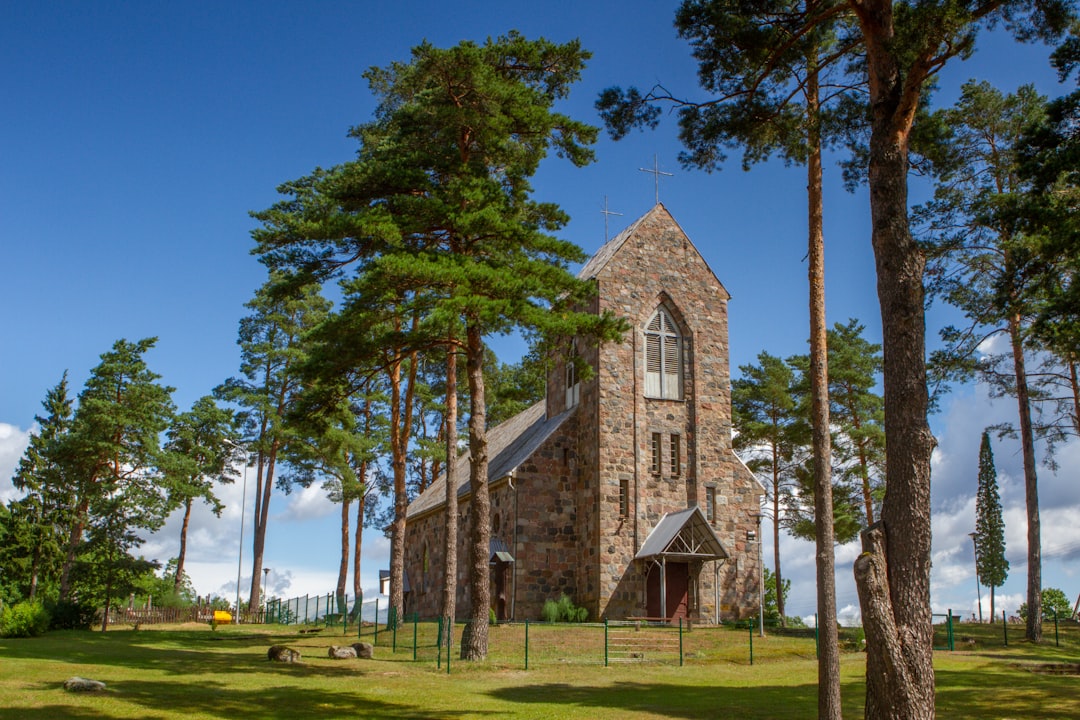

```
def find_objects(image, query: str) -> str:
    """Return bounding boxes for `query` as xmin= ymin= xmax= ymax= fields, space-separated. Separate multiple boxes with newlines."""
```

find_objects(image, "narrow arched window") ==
xmin=565 ymin=345 xmax=580 ymax=409
xmin=645 ymin=308 xmax=681 ymax=399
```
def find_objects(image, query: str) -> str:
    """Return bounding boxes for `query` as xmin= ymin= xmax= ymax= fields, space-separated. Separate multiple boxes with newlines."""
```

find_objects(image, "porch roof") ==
xmin=635 ymin=507 xmax=729 ymax=562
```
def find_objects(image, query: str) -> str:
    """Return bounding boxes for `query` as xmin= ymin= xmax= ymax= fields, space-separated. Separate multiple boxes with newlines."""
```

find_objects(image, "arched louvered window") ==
xmin=645 ymin=308 xmax=682 ymax=399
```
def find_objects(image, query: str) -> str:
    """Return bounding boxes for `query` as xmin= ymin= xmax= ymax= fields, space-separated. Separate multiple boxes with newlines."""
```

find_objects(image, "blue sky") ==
xmin=2 ymin=1 xmax=1077 ymax=621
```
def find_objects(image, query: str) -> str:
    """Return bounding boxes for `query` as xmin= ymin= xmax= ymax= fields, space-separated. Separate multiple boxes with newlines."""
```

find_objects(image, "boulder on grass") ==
xmin=64 ymin=677 xmax=106 ymax=692
xmin=351 ymin=642 xmax=374 ymax=659
xmin=267 ymin=645 xmax=302 ymax=663
xmin=328 ymin=645 xmax=357 ymax=659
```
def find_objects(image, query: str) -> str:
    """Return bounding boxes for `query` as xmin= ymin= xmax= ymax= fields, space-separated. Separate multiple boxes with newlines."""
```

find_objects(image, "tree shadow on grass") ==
xmin=0 ymin=631 xmax=394 ymax=679
xmin=488 ymin=680 xmax=828 ymax=719
xmin=4 ymin=678 xmax=494 ymax=720
xmin=934 ymin=666 xmax=1080 ymax=719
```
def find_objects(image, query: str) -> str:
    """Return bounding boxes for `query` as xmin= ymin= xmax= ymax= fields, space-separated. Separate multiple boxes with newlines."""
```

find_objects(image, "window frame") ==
xmin=644 ymin=308 xmax=682 ymax=400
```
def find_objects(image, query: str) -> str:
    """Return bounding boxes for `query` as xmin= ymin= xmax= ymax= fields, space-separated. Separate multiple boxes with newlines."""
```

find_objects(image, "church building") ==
xmin=403 ymin=204 xmax=764 ymax=623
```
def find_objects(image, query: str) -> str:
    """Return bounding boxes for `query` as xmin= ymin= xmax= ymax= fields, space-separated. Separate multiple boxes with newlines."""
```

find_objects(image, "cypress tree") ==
xmin=975 ymin=431 xmax=1008 ymax=622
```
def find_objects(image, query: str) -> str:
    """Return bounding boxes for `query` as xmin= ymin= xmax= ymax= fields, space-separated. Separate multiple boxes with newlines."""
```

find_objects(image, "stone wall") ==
xmin=402 ymin=205 xmax=762 ymax=625
xmin=589 ymin=206 xmax=762 ymax=621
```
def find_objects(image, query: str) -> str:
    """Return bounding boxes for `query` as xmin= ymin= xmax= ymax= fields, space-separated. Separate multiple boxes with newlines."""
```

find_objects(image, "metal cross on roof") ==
xmin=600 ymin=195 xmax=623 ymax=242
xmin=639 ymin=154 xmax=673 ymax=204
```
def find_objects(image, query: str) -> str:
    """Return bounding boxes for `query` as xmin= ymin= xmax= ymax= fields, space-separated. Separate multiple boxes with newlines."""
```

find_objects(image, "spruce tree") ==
xmin=975 ymin=431 xmax=1008 ymax=622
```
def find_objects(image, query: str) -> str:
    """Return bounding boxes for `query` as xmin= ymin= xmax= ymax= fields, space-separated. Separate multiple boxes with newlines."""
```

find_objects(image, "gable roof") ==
xmin=405 ymin=401 xmax=574 ymax=520
xmin=635 ymin=507 xmax=729 ymax=561
xmin=578 ymin=203 xmax=731 ymax=300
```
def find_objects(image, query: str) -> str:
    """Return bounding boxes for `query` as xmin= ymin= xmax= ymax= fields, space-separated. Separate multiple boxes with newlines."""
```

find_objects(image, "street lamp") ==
xmin=968 ymin=532 xmax=983 ymax=623
xmin=223 ymin=439 xmax=248 ymax=623
xmin=749 ymin=513 xmax=765 ymax=637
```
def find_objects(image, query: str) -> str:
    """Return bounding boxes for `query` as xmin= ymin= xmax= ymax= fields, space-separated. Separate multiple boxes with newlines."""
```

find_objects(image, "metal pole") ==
xmin=234 ymin=461 xmax=248 ymax=621
xmin=749 ymin=618 xmax=754 ymax=665
xmin=679 ymin=617 xmax=684 ymax=666
xmin=437 ymin=616 xmax=443 ymax=670
xmin=969 ymin=532 xmax=982 ymax=622
xmin=1002 ymin=610 xmax=1008 ymax=647
xmin=602 ymin=619 xmax=607 ymax=667
xmin=527 ymin=618 xmax=531 ymax=670
xmin=757 ymin=515 xmax=764 ymax=636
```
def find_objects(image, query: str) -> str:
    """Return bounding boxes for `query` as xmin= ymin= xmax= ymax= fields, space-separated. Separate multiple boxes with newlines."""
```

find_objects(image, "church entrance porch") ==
xmin=634 ymin=506 xmax=728 ymax=623
xmin=646 ymin=561 xmax=689 ymax=620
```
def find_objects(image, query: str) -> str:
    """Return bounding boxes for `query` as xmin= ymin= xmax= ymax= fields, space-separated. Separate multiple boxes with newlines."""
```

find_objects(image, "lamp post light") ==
xmin=223 ymin=439 xmax=248 ymax=623
xmin=968 ymin=532 xmax=983 ymax=623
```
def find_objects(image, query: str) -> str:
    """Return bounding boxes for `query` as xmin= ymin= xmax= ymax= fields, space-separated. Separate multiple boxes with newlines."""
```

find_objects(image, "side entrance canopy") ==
xmin=635 ymin=507 xmax=728 ymax=621
xmin=635 ymin=506 xmax=729 ymax=562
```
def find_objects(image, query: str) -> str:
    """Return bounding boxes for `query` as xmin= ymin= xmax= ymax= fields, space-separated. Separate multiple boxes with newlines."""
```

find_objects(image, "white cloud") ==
xmin=276 ymin=483 xmax=338 ymax=523
xmin=0 ymin=422 xmax=33 ymax=503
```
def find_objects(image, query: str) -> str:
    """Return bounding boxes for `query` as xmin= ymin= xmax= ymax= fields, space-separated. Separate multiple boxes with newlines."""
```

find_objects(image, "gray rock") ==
xmin=351 ymin=642 xmax=374 ymax=659
xmin=64 ymin=677 xmax=106 ymax=692
xmin=328 ymin=645 xmax=357 ymax=659
xmin=267 ymin=645 xmax=302 ymax=663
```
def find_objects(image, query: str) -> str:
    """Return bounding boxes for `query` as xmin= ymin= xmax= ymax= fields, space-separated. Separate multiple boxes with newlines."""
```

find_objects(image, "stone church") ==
xmin=403 ymin=204 xmax=764 ymax=623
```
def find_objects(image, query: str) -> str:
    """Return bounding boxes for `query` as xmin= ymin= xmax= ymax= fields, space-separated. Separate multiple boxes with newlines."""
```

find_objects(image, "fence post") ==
xmin=814 ymin=613 xmax=819 ymax=658
xmin=447 ymin=624 xmax=452 ymax=675
xmin=374 ymin=599 xmax=379 ymax=644
xmin=749 ymin=619 xmax=754 ymax=666
xmin=947 ymin=608 xmax=954 ymax=651
xmin=393 ymin=611 xmax=398 ymax=653
xmin=526 ymin=618 xmax=531 ymax=670
xmin=437 ymin=616 xmax=443 ymax=670
xmin=1002 ymin=610 xmax=1008 ymax=647
xmin=679 ymin=617 xmax=684 ymax=667
xmin=603 ymin=619 xmax=608 ymax=667
xmin=413 ymin=613 xmax=418 ymax=661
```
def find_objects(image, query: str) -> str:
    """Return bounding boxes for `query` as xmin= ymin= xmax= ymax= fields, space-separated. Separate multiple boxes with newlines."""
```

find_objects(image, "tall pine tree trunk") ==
xmin=248 ymin=443 xmax=276 ymax=613
xmin=442 ymin=338 xmax=460 ymax=646
xmin=854 ymin=9 xmax=936 ymax=716
xmin=336 ymin=497 xmax=351 ymax=612
xmin=58 ymin=499 xmax=89 ymax=601
xmin=352 ymin=491 xmax=365 ymax=617
xmin=460 ymin=322 xmax=490 ymax=660
xmin=807 ymin=60 xmax=841 ymax=720
xmin=388 ymin=358 xmax=408 ymax=626
xmin=174 ymin=497 xmax=194 ymax=594
xmin=1009 ymin=313 xmax=1042 ymax=642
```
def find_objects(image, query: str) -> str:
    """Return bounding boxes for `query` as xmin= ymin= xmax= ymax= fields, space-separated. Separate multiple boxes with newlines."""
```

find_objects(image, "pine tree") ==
xmin=920 ymin=82 xmax=1049 ymax=642
xmin=975 ymin=431 xmax=1008 ymax=622
xmin=65 ymin=338 xmax=175 ymax=629
xmin=217 ymin=279 xmax=330 ymax=612
xmin=732 ymin=352 xmax=808 ymax=626
xmin=252 ymin=33 xmax=624 ymax=660
xmin=163 ymin=396 xmax=241 ymax=595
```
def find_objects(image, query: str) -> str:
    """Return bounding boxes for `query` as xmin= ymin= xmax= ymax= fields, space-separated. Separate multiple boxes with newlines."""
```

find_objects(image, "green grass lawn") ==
xmin=0 ymin=621 xmax=1076 ymax=719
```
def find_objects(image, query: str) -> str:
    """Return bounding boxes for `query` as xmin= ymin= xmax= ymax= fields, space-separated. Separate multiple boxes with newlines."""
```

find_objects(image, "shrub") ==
xmin=1018 ymin=587 xmax=1074 ymax=621
xmin=541 ymin=594 xmax=588 ymax=623
xmin=541 ymin=598 xmax=560 ymax=623
xmin=0 ymin=601 xmax=51 ymax=638
xmin=47 ymin=599 xmax=97 ymax=630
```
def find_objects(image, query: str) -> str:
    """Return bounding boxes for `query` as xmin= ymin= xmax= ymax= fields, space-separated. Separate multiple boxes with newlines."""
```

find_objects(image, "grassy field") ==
xmin=0 ymin=621 xmax=1077 ymax=719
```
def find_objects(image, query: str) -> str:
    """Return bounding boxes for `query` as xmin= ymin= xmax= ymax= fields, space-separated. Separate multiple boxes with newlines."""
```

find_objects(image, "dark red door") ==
xmin=646 ymin=562 xmax=689 ymax=620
